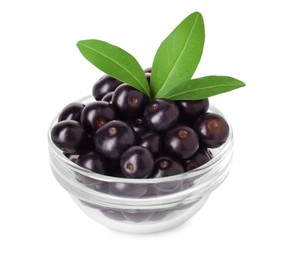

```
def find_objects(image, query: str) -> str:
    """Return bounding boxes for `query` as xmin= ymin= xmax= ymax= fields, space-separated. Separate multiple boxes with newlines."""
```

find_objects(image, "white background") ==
xmin=1 ymin=0 xmax=280 ymax=259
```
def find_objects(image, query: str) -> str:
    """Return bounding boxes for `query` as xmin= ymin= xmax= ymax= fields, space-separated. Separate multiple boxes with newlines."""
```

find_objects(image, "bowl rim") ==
xmin=48 ymin=95 xmax=233 ymax=185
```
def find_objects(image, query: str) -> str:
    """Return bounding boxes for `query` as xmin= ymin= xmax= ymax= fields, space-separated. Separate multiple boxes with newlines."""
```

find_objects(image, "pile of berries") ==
xmin=51 ymin=70 xmax=229 ymax=179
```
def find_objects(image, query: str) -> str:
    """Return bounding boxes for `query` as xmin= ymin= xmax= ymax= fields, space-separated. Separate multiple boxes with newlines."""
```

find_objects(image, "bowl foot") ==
xmin=71 ymin=195 xmax=210 ymax=234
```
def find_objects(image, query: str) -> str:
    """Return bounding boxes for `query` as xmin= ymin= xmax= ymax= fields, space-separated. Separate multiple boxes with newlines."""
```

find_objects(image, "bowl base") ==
xmin=71 ymin=195 xmax=209 ymax=234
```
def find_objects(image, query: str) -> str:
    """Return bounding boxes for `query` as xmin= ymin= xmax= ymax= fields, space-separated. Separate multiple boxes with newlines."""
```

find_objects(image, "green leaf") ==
xmin=150 ymin=12 xmax=205 ymax=97
xmin=155 ymin=76 xmax=245 ymax=100
xmin=77 ymin=39 xmax=151 ymax=98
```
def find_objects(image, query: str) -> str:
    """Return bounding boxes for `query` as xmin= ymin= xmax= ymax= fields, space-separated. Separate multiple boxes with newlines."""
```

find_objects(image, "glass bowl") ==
xmin=48 ymin=96 xmax=233 ymax=233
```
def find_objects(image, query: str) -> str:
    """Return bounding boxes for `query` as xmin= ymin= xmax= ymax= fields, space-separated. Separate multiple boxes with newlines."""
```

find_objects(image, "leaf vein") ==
xmin=166 ymin=83 xmax=240 ymax=99
xmin=154 ymin=14 xmax=200 ymax=97
xmin=81 ymin=44 xmax=149 ymax=96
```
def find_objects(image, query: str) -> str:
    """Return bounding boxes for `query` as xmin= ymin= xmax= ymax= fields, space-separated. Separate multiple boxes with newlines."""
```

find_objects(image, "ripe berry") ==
xmin=108 ymin=168 xmax=126 ymax=178
xmin=129 ymin=118 xmax=148 ymax=137
xmin=120 ymin=146 xmax=154 ymax=178
xmin=76 ymin=152 xmax=109 ymax=174
xmin=145 ymin=72 xmax=151 ymax=85
xmin=144 ymin=67 xmax=152 ymax=73
xmin=112 ymin=84 xmax=148 ymax=119
xmin=122 ymin=211 xmax=154 ymax=223
xmin=153 ymin=156 xmax=184 ymax=177
xmin=58 ymin=102 xmax=85 ymax=123
xmin=144 ymin=99 xmax=179 ymax=132
xmin=183 ymin=149 xmax=212 ymax=171
xmin=92 ymin=75 xmax=122 ymax=100
xmin=194 ymin=113 xmax=229 ymax=148
xmin=80 ymin=101 xmax=115 ymax=134
xmin=164 ymin=126 xmax=199 ymax=159
xmin=101 ymin=209 xmax=126 ymax=221
xmin=51 ymin=120 xmax=87 ymax=154
xmin=74 ymin=151 xmax=109 ymax=191
xmin=109 ymin=182 xmax=148 ymax=198
xmin=139 ymin=131 xmax=162 ymax=155
xmin=94 ymin=120 xmax=136 ymax=160
xmin=101 ymin=91 xmax=114 ymax=103
xmin=64 ymin=153 xmax=79 ymax=162
xmin=177 ymin=99 xmax=209 ymax=122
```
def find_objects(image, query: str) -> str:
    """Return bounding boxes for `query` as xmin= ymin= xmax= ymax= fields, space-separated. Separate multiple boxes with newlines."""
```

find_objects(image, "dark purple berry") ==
xmin=106 ymin=160 xmax=126 ymax=178
xmin=94 ymin=120 xmax=136 ymax=160
xmin=165 ymin=126 xmax=199 ymax=159
xmin=144 ymin=99 xmax=179 ymax=132
xmin=144 ymin=67 xmax=152 ymax=73
xmin=149 ymin=211 xmax=172 ymax=221
xmin=120 ymin=146 xmax=154 ymax=178
xmin=152 ymin=156 xmax=184 ymax=178
xmin=101 ymin=209 xmax=126 ymax=221
xmin=139 ymin=131 xmax=162 ymax=155
xmin=101 ymin=91 xmax=114 ymax=103
xmin=122 ymin=211 xmax=154 ymax=222
xmin=76 ymin=176 xmax=109 ymax=193
xmin=58 ymin=102 xmax=85 ymax=123
xmin=64 ymin=153 xmax=79 ymax=162
xmin=108 ymin=168 xmax=126 ymax=178
xmin=63 ymin=134 xmax=94 ymax=157
xmin=129 ymin=118 xmax=148 ymax=137
xmin=92 ymin=75 xmax=122 ymax=100
xmin=109 ymin=182 xmax=148 ymax=198
xmin=183 ymin=149 xmax=212 ymax=171
xmin=112 ymin=84 xmax=148 ymax=119
xmin=177 ymin=99 xmax=209 ymax=121
xmin=194 ymin=113 xmax=230 ymax=148
xmin=80 ymin=101 xmax=115 ymax=134
xmin=152 ymin=178 xmax=183 ymax=195
xmin=76 ymin=152 xmax=109 ymax=174
xmin=145 ymin=72 xmax=151 ymax=85
xmin=51 ymin=120 xmax=87 ymax=154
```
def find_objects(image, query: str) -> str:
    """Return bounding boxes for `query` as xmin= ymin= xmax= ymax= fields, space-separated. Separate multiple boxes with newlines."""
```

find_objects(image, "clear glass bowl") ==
xmin=48 ymin=96 xmax=233 ymax=233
